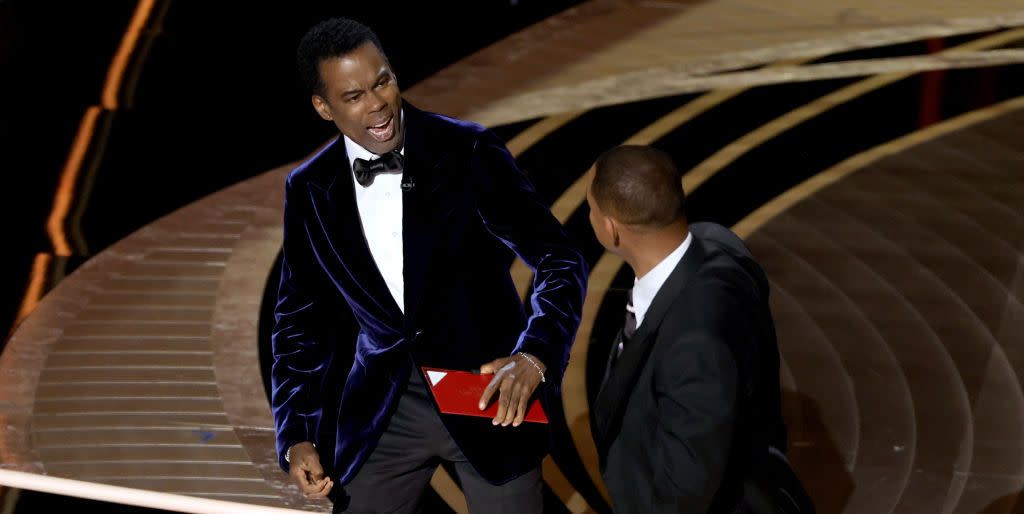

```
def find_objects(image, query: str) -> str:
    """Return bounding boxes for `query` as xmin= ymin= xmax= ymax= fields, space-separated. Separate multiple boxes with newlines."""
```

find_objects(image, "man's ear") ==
xmin=311 ymin=95 xmax=333 ymax=121
xmin=607 ymin=217 xmax=620 ymax=248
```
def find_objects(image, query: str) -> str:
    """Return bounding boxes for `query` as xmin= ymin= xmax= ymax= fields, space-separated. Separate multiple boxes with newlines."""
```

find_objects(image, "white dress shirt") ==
xmin=632 ymin=232 xmax=692 ymax=327
xmin=344 ymin=135 xmax=405 ymax=313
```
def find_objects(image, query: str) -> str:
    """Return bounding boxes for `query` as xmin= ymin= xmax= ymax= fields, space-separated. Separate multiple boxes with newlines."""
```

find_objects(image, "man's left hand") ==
xmin=478 ymin=353 xmax=546 ymax=427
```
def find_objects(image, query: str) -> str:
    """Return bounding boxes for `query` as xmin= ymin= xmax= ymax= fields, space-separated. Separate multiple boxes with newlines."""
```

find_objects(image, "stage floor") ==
xmin=3 ymin=1 xmax=1024 ymax=513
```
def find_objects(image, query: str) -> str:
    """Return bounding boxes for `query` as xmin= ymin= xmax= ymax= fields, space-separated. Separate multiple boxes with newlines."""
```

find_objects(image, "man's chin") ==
xmin=348 ymin=137 xmax=392 ymax=155
xmin=377 ymin=131 xmax=404 ymax=154
xmin=374 ymin=140 xmax=401 ymax=155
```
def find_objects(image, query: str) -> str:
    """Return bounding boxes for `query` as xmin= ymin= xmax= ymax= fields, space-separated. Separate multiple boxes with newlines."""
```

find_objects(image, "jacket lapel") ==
xmin=593 ymin=237 xmax=707 ymax=460
xmin=599 ymin=328 xmax=625 ymax=392
xmin=400 ymin=104 xmax=449 ymax=324
xmin=306 ymin=137 xmax=404 ymax=324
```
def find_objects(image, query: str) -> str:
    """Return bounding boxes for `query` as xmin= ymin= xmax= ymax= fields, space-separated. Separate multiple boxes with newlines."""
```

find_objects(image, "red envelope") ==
xmin=421 ymin=367 xmax=548 ymax=424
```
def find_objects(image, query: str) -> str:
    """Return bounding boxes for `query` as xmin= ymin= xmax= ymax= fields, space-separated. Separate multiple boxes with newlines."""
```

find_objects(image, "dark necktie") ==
xmin=352 ymin=150 xmax=404 ymax=187
xmin=615 ymin=290 xmax=637 ymax=359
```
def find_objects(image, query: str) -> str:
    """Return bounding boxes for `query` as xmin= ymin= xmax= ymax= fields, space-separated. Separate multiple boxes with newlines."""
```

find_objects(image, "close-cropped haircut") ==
xmin=297 ymin=18 xmax=384 ymax=96
xmin=591 ymin=145 xmax=686 ymax=228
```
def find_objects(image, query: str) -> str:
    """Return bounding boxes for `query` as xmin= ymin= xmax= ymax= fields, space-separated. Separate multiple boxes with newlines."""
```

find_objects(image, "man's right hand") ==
xmin=288 ymin=442 xmax=334 ymax=499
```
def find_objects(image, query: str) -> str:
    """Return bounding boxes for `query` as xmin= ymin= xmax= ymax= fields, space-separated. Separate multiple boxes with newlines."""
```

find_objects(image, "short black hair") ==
xmin=591 ymin=145 xmax=686 ymax=228
xmin=297 ymin=17 xmax=385 ymax=96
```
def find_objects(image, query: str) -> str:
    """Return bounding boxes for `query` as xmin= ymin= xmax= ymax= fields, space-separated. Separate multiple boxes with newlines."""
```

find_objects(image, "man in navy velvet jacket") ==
xmin=271 ymin=18 xmax=588 ymax=513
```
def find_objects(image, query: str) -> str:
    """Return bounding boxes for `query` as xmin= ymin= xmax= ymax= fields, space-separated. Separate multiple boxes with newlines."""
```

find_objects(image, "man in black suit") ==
xmin=271 ymin=18 xmax=588 ymax=513
xmin=586 ymin=145 xmax=809 ymax=513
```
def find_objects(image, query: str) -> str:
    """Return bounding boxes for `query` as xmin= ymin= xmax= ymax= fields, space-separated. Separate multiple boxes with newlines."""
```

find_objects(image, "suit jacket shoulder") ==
xmin=690 ymin=222 xmax=769 ymax=301
xmin=412 ymin=105 xmax=512 ymax=156
xmin=651 ymin=248 xmax=751 ymax=363
xmin=286 ymin=136 xmax=345 ymax=193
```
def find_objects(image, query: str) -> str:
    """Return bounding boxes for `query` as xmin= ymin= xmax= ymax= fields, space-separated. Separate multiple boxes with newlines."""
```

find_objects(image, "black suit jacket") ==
xmin=592 ymin=223 xmax=784 ymax=513
xmin=270 ymin=103 xmax=588 ymax=485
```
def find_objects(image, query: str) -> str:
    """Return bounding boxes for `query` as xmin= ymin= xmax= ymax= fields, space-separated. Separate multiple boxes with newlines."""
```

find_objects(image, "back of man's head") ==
xmin=591 ymin=145 xmax=686 ymax=229
xmin=297 ymin=17 xmax=384 ymax=96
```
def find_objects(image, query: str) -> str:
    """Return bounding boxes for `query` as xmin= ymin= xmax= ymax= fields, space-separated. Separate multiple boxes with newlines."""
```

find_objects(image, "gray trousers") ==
xmin=333 ymin=370 xmax=542 ymax=514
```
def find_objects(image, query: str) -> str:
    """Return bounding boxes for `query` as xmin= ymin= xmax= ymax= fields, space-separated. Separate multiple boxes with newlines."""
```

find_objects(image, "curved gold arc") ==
xmin=561 ymin=252 xmax=625 ymax=504
xmin=47 ymin=106 xmax=102 ymax=257
xmin=503 ymin=55 xmax=820 ymax=510
xmin=494 ymin=28 xmax=1024 ymax=511
xmin=533 ymin=28 xmax=1024 ymax=234
xmin=732 ymin=94 xmax=1024 ymax=239
xmin=14 ymin=253 xmax=52 ymax=329
xmin=70 ymin=0 xmax=172 ymax=256
xmin=511 ymin=75 xmax=802 ymax=297
xmin=535 ymin=57 xmax=818 ymax=505
xmin=505 ymin=88 xmax=754 ymax=507
xmin=534 ymin=41 xmax=1024 ymax=499
xmin=429 ymin=469 xmax=469 ymax=514
xmin=506 ymin=110 xmax=587 ymax=157
xmin=509 ymin=111 xmax=587 ymax=300
xmin=506 ymin=111 xmax=598 ymax=511
xmin=682 ymin=27 xmax=1024 ymax=194
xmin=555 ymin=93 xmax=1024 ymax=512
xmin=510 ymin=56 xmax=809 ymax=300
xmin=549 ymin=55 xmax=816 ymax=227
xmin=45 ymin=0 xmax=158 ymax=258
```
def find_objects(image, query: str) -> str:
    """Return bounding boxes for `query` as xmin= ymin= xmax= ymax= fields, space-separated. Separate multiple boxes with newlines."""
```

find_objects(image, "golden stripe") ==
xmin=682 ymin=28 xmax=1024 ymax=194
xmin=506 ymin=110 xmax=586 ymax=157
xmin=562 ymin=50 xmax=1024 ymax=509
xmin=543 ymin=456 xmax=596 ymax=513
xmin=69 ymin=114 xmax=115 ymax=255
xmin=509 ymin=111 xmax=586 ymax=300
xmin=513 ymin=89 xmax=759 ymax=297
xmin=550 ymin=56 xmax=816 ymax=504
xmin=510 ymin=59 xmax=810 ymax=299
xmin=70 ymin=0 xmax=170 ymax=255
xmin=429 ymin=468 xmax=469 ymax=514
xmin=505 ymin=116 xmax=600 ymax=511
xmin=732 ymin=94 xmax=1024 ymax=239
xmin=496 ymin=30 xmax=1021 ymax=514
xmin=0 ymin=486 xmax=19 ymax=514
xmin=102 ymin=0 xmax=156 ymax=109
xmin=562 ymin=252 xmax=624 ymax=503
xmin=47 ymin=107 xmax=101 ymax=257
xmin=551 ymin=57 xmax=815 ymax=225
xmin=434 ymin=111 xmax=594 ymax=514
xmin=45 ymin=0 xmax=157 ymax=257
xmin=14 ymin=253 xmax=52 ymax=328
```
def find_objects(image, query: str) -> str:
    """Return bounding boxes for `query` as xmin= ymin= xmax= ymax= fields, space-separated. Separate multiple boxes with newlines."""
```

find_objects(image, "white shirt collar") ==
xmin=343 ymin=134 xmax=377 ymax=171
xmin=342 ymin=110 xmax=405 ymax=183
xmin=632 ymin=232 xmax=692 ymax=328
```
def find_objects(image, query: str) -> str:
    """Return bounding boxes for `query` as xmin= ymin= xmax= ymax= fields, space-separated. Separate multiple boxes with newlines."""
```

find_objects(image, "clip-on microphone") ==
xmin=401 ymin=175 xmax=415 ymax=192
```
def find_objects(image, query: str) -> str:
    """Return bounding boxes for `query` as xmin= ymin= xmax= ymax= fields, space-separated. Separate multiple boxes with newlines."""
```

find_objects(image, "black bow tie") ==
xmin=352 ymin=150 xmax=404 ymax=187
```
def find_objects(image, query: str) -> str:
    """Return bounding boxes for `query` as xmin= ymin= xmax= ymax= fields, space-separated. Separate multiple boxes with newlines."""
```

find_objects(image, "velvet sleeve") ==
xmin=270 ymin=176 xmax=332 ymax=471
xmin=470 ymin=129 xmax=589 ymax=385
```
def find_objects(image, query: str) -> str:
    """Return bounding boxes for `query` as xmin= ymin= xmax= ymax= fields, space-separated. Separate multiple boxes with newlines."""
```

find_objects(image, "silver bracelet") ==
xmin=517 ymin=352 xmax=546 ymax=383
xmin=285 ymin=442 xmax=314 ymax=463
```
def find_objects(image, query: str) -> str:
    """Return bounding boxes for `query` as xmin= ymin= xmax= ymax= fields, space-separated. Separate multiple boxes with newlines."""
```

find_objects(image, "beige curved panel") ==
xmin=406 ymin=0 xmax=1024 ymax=126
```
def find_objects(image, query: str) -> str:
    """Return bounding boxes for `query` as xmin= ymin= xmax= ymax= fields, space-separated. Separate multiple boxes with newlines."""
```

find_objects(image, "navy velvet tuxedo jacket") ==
xmin=270 ymin=103 xmax=588 ymax=485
